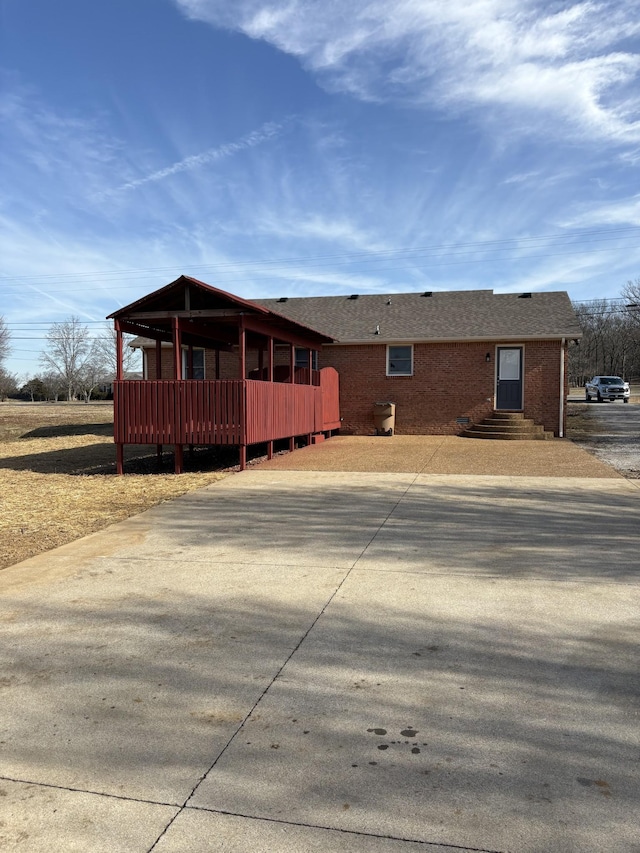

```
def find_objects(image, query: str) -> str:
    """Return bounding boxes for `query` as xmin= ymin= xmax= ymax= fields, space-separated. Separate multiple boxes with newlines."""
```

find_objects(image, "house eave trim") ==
xmin=325 ymin=333 xmax=579 ymax=346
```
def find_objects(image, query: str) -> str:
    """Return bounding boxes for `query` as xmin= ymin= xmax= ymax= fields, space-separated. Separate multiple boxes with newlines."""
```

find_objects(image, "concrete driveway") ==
xmin=1 ymin=467 xmax=639 ymax=852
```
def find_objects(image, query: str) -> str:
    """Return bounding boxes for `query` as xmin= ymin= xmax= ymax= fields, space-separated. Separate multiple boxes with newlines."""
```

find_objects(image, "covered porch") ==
xmin=108 ymin=276 xmax=340 ymax=473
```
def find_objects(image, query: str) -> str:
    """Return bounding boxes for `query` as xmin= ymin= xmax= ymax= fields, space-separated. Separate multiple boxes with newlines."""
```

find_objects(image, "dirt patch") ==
xmin=565 ymin=403 xmax=594 ymax=439
xmin=0 ymin=402 xmax=232 ymax=570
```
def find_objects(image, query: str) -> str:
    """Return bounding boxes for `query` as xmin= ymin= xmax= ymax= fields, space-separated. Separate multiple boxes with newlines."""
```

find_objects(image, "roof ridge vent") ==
xmin=348 ymin=293 xmax=359 ymax=300
xmin=277 ymin=297 xmax=288 ymax=303
xmin=421 ymin=291 xmax=433 ymax=297
xmin=518 ymin=292 xmax=532 ymax=298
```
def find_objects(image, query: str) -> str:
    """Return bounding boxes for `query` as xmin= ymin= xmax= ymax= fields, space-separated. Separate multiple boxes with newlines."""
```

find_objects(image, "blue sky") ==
xmin=1 ymin=0 xmax=640 ymax=378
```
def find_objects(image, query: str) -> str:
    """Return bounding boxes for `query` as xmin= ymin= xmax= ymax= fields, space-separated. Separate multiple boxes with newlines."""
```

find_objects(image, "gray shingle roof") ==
xmin=254 ymin=290 xmax=581 ymax=343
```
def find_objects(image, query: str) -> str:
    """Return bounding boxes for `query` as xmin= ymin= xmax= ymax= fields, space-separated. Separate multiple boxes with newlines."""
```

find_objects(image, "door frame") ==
xmin=495 ymin=345 xmax=524 ymax=410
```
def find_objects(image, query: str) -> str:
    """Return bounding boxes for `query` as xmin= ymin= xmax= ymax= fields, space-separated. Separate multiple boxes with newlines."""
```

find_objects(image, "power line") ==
xmin=1 ymin=224 xmax=638 ymax=283
xmin=0 ymin=242 xmax=638 ymax=299
xmin=0 ymin=226 xmax=639 ymax=292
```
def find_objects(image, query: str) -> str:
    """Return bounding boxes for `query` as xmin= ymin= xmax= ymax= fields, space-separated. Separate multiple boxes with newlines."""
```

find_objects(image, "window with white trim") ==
xmin=387 ymin=345 xmax=413 ymax=376
xmin=182 ymin=348 xmax=205 ymax=379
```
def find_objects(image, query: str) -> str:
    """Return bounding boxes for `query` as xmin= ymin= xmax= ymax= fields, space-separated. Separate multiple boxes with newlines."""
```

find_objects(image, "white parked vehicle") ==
xmin=585 ymin=376 xmax=630 ymax=403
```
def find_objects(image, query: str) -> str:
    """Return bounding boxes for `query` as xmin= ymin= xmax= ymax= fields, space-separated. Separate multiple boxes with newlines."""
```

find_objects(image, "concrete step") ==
xmin=462 ymin=411 xmax=554 ymax=440
xmin=474 ymin=420 xmax=544 ymax=434
xmin=461 ymin=429 xmax=553 ymax=440
xmin=487 ymin=411 xmax=525 ymax=420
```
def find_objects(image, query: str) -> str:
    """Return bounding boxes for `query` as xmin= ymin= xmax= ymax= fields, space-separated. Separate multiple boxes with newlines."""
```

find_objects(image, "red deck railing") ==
xmin=114 ymin=380 xmax=244 ymax=445
xmin=114 ymin=367 xmax=340 ymax=448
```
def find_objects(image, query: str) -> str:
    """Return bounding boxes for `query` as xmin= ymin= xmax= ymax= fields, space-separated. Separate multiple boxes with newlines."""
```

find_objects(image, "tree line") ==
xmin=568 ymin=279 xmax=640 ymax=386
xmin=0 ymin=317 xmax=138 ymax=402
xmin=1 ymin=281 xmax=639 ymax=401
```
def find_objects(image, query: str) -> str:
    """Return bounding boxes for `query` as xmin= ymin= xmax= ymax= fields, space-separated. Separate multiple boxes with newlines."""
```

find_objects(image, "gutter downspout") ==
xmin=559 ymin=338 xmax=565 ymax=438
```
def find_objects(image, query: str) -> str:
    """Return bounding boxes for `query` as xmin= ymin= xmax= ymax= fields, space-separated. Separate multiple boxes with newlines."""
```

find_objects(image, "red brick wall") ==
xmin=317 ymin=340 xmax=565 ymax=436
xmin=142 ymin=339 xmax=566 ymax=436
xmin=521 ymin=340 xmax=567 ymax=436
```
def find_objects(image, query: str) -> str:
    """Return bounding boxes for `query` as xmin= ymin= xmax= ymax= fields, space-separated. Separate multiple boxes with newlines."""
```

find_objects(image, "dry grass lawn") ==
xmin=0 ymin=402 xmax=230 ymax=570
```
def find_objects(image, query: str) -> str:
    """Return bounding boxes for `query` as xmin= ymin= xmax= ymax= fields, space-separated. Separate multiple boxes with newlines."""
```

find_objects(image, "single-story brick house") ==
xmin=254 ymin=288 xmax=582 ymax=438
xmin=125 ymin=279 xmax=581 ymax=442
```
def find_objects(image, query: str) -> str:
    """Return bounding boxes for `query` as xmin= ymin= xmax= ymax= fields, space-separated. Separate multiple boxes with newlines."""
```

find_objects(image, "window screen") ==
xmin=183 ymin=349 xmax=205 ymax=379
xmin=387 ymin=345 xmax=413 ymax=376
xmin=294 ymin=348 xmax=318 ymax=369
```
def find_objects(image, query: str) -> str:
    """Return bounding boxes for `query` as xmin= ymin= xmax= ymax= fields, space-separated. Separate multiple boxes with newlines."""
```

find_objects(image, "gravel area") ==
xmin=568 ymin=400 xmax=640 ymax=479
xmin=255 ymin=433 xmax=621 ymax=478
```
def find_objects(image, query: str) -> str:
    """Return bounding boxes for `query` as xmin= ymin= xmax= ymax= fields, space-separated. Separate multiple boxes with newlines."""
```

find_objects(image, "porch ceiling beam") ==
xmin=180 ymin=332 xmax=233 ymax=351
xmin=116 ymin=319 xmax=233 ymax=351
xmin=240 ymin=314 xmax=327 ymax=349
xmin=175 ymin=317 xmax=236 ymax=345
xmin=125 ymin=309 xmax=247 ymax=320
xmin=115 ymin=319 xmax=173 ymax=342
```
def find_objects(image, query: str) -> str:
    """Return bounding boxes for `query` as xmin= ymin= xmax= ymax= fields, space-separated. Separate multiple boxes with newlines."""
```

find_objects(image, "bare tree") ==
xmin=40 ymin=317 xmax=92 ymax=401
xmin=0 ymin=316 xmax=11 ymax=365
xmin=0 ymin=368 xmax=17 ymax=401
xmin=40 ymin=370 xmax=67 ymax=401
xmin=76 ymin=350 xmax=109 ymax=403
xmin=21 ymin=376 xmax=47 ymax=402
xmin=570 ymin=295 xmax=640 ymax=384
xmin=91 ymin=324 xmax=139 ymax=380
xmin=623 ymin=277 xmax=640 ymax=308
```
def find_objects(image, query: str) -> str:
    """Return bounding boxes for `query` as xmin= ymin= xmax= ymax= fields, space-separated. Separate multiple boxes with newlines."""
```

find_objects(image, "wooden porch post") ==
xmin=114 ymin=321 xmax=124 ymax=473
xmin=172 ymin=317 xmax=182 ymax=380
xmin=115 ymin=320 xmax=123 ymax=381
xmin=268 ymin=336 xmax=274 ymax=381
xmin=239 ymin=322 xmax=246 ymax=380
xmin=239 ymin=319 xmax=247 ymax=469
xmin=172 ymin=317 xmax=183 ymax=473
xmin=156 ymin=338 xmax=163 ymax=461
xmin=186 ymin=342 xmax=194 ymax=460
xmin=306 ymin=348 xmax=313 ymax=446
xmin=174 ymin=444 xmax=184 ymax=475
xmin=289 ymin=343 xmax=296 ymax=452
xmin=267 ymin=335 xmax=274 ymax=460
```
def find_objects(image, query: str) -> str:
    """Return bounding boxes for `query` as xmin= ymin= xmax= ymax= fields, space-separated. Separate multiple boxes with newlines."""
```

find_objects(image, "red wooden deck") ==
xmin=113 ymin=367 xmax=340 ymax=471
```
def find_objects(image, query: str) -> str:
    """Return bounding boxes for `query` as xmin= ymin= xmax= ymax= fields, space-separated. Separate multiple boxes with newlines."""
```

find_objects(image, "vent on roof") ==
xmin=421 ymin=291 xmax=433 ymax=297
xmin=518 ymin=292 xmax=532 ymax=298
xmin=348 ymin=294 xmax=359 ymax=300
xmin=277 ymin=297 xmax=288 ymax=303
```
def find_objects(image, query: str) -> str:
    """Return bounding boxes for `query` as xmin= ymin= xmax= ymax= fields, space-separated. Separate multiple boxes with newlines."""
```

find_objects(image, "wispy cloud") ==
xmin=110 ymin=118 xmax=292 ymax=194
xmin=0 ymin=77 xmax=125 ymax=208
xmin=493 ymin=245 xmax=640 ymax=297
xmin=561 ymin=194 xmax=640 ymax=227
xmin=175 ymin=0 xmax=640 ymax=144
xmin=252 ymin=213 xmax=388 ymax=252
xmin=249 ymin=264 xmax=395 ymax=297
